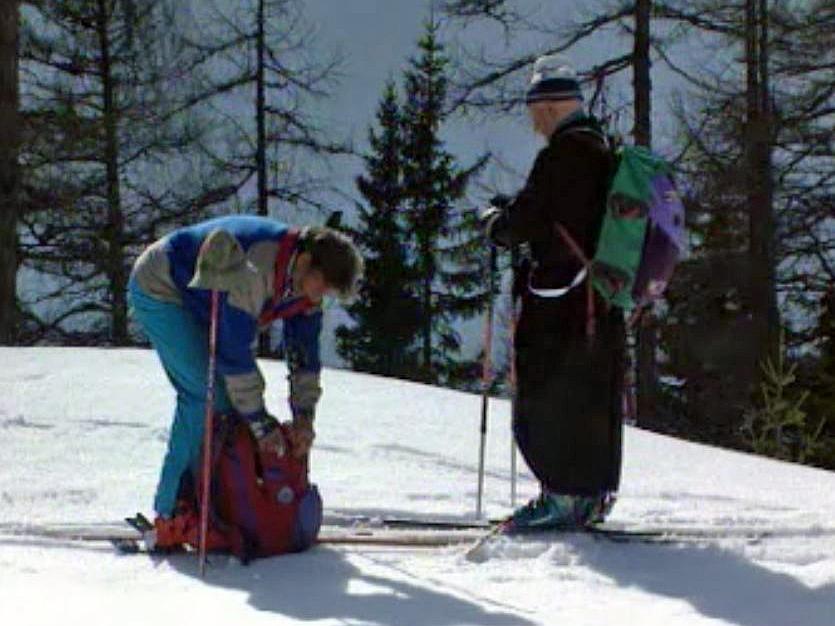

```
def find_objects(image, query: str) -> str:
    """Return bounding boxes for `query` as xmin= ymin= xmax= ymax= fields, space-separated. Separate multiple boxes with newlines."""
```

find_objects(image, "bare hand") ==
xmin=258 ymin=426 xmax=287 ymax=458
xmin=287 ymin=421 xmax=315 ymax=458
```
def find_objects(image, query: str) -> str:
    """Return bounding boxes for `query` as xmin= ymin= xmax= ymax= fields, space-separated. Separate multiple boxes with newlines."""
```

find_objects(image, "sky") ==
xmin=18 ymin=0 xmax=720 ymax=359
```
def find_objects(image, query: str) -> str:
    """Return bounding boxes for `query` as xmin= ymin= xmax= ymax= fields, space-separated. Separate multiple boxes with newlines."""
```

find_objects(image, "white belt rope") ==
xmin=528 ymin=267 xmax=588 ymax=298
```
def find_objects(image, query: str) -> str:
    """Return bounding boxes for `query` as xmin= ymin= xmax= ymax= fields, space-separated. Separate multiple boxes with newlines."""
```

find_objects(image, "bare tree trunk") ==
xmin=633 ymin=0 xmax=652 ymax=148
xmin=633 ymin=0 xmax=658 ymax=422
xmin=422 ymin=266 xmax=432 ymax=381
xmin=256 ymin=0 xmax=268 ymax=218
xmin=0 ymin=0 xmax=19 ymax=344
xmin=745 ymin=0 xmax=779 ymax=376
xmin=758 ymin=0 xmax=779 ymax=357
xmin=255 ymin=0 xmax=272 ymax=355
xmin=97 ymin=0 xmax=128 ymax=345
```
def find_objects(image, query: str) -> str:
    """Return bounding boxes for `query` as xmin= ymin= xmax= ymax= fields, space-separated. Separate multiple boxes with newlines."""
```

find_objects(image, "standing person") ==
xmin=128 ymin=215 xmax=363 ymax=540
xmin=482 ymin=54 xmax=625 ymax=530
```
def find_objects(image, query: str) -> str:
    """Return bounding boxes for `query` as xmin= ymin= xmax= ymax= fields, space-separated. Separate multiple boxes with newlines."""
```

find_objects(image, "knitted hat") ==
xmin=188 ymin=228 xmax=258 ymax=292
xmin=526 ymin=54 xmax=583 ymax=104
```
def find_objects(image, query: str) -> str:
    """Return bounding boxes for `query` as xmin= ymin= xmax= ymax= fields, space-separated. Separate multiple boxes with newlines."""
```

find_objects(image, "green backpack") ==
xmin=557 ymin=143 xmax=686 ymax=313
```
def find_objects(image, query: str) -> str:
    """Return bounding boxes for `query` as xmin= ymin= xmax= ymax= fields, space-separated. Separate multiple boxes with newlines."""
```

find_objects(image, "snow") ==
xmin=1 ymin=347 xmax=834 ymax=626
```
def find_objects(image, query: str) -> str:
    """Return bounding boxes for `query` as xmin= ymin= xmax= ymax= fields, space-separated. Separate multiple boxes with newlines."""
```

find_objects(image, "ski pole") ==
xmin=624 ymin=324 xmax=638 ymax=426
xmin=508 ymin=244 xmax=520 ymax=508
xmin=477 ymin=246 xmax=497 ymax=519
xmin=198 ymin=289 xmax=220 ymax=576
xmin=511 ymin=441 xmax=517 ymax=507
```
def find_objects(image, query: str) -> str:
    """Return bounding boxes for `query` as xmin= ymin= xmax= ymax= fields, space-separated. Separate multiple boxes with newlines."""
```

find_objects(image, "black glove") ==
xmin=479 ymin=205 xmax=502 ymax=229
xmin=489 ymin=194 xmax=512 ymax=209
xmin=479 ymin=194 xmax=514 ymax=247
xmin=479 ymin=208 xmax=512 ymax=248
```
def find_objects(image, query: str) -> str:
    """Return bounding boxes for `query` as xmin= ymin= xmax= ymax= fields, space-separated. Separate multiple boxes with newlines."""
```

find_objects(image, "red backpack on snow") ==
xmin=155 ymin=415 xmax=323 ymax=563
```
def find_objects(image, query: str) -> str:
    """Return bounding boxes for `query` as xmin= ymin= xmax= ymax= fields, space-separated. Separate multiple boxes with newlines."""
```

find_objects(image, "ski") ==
xmin=463 ymin=522 xmax=694 ymax=561
xmin=116 ymin=512 xmax=170 ymax=554
xmin=0 ymin=522 xmax=141 ymax=542
xmin=324 ymin=514 xmax=769 ymax=544
xmin=109 ymin=526 xmax=486 ymax=553
xmin=342 ymin=515 xmax=835 ymax=543
xmin=323 ymin=512 xmax=493 ymax=531
xmin=0 ymin=520 xmax=483 ymax=551
xmin=462 ymin=519 xmax=835 ymax=561
xmin=4 ymin=516 xmax=834 ymax=554
xmin=320 ymin=527 xmax=482 ymax=547
xmin=124 ymin=512 xmax=154 ymax=533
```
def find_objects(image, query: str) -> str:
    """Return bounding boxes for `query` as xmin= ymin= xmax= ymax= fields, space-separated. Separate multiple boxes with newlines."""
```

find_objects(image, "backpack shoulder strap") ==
xmin=549 ymin=126 xmax=611 ymax=341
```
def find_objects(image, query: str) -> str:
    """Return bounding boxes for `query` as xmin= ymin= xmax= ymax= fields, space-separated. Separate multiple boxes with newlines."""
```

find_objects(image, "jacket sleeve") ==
xmin=489 ymin=147 xmax=561 ymax=247
xmin=214 ymin=298 xmax=266 ymax=421
xmin=489 ymin=137 xmax=606 ymax=248
xmin=283 ymin=309 xmax=323 ymax=421
xmin=173 ymin=226 xmax=271 ymax=423
xmin=179 ymin=291 xmax=266 ymax=421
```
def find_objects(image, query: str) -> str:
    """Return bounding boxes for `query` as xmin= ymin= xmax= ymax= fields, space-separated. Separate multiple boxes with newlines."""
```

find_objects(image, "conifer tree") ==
xmin=401 ymin=20 xmax=487 ymax=384
xmin=805 ymin=288 xmax=835 ymax=467
xmin=336 ymin=82 xmax=421 ymax=378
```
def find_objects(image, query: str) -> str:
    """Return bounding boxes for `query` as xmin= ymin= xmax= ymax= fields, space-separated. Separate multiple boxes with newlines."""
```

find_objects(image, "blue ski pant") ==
xmin=128 ymin=278 xmax=233 ymax=517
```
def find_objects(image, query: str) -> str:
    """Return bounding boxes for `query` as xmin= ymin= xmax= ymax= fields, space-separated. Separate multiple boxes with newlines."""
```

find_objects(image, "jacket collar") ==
xmin=549 ymin=112 xmax=607 ymax=146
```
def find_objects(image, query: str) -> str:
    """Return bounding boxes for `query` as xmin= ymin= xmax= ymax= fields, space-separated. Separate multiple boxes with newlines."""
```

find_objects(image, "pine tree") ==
xmin=400 ymin=20 xmax=488 ymax=384
xmin=805 ymin=288 xmax=835 ymax=467
xmin=660 ymin=97 xmax=757 ymax=444
xmin=336 ymin=82 xmax=421 ymax=378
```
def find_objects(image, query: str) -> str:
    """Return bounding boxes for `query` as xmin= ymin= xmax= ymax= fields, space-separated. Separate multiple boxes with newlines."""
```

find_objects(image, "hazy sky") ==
xmin=257 ymin=0 xmax=700 ymax=361
xmin=302 ymin=0 xmax=540 ymax=218
xmin=296 ymin=0 xmax=695 ymax=221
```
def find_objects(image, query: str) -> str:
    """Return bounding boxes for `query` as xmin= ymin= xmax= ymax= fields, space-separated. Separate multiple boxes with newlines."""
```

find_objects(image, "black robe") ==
xmin=491 ymin=114 xmax=625 ymax=496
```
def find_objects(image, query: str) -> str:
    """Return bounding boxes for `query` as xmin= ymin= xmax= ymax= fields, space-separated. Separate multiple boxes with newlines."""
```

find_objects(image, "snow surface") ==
xmin=1 ymin=347 xmax=834 ymax=626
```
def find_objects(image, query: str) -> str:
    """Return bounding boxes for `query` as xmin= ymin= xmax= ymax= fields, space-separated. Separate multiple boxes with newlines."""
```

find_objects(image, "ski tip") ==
xmin=124 ymin=513 xmax=154 ymax=533
xmin=464 ymin=541 xmax=491 ymax=563
xmin=136 ymin=512 xmax=154 ymax=529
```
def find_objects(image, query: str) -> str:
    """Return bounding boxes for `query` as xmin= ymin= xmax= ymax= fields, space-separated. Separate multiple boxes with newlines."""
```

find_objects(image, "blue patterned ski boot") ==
xmin=503 ymin=492 xmax=612 ymax=534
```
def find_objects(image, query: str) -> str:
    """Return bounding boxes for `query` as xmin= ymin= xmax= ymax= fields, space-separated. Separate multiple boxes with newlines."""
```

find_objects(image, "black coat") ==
xmin=493 ymin=113 xmax=625 ymax=496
